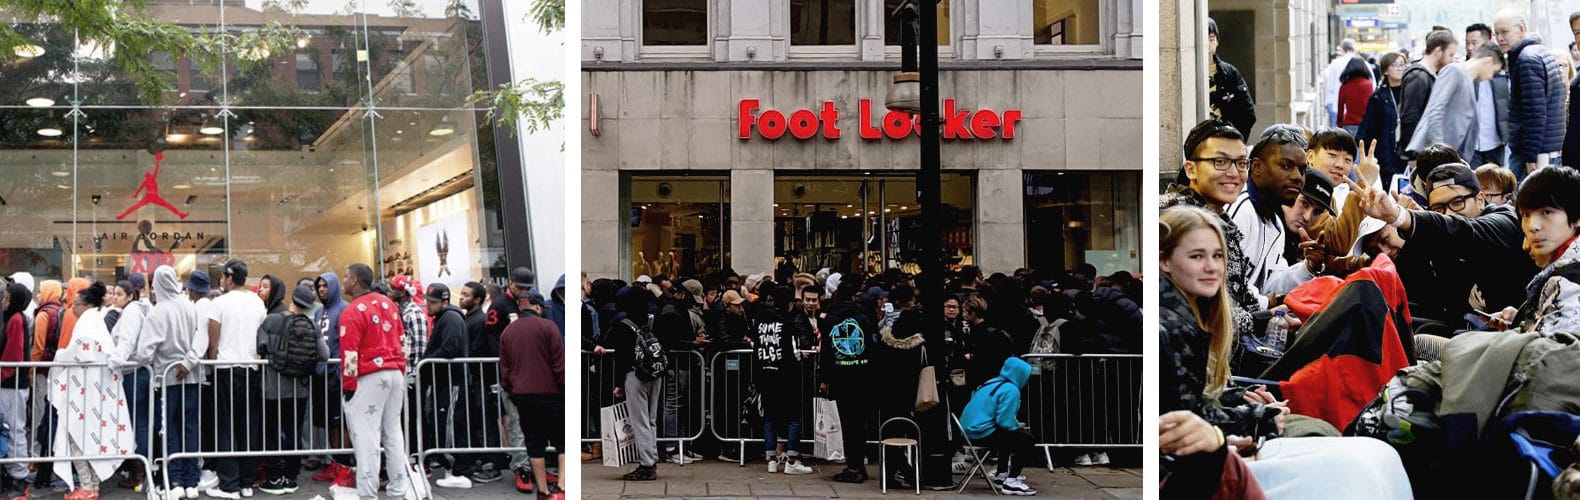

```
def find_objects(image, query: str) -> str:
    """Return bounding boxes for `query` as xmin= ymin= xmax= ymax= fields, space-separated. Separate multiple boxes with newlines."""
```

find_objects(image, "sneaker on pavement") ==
xmin=311 ymin=463 xmax=341 ymax=482
xmin=831 ymin=467 xmax=867 ymax=483
xmin=240 ymin=488 xmax=253 ymax=498
xmin=665 ymin=454 xmax=695 ymax=465
xmin=331 ymin=466 xmax=357 ymax=489
xmin=782 ymin=461 xmax=813 ymax=475
xmin=435 ymin=473 xmax=472 ymax=489
xmin=203 ymin=488 xmax=240 ymax=500
xmin=1073 ymin=453 xmax=1094 ymax=466
xmin=716 ymin=452 xmax=740 ymax=463
xmin=184 ymin=487 xmax=200 ymax=499
xmin=951 ymin=459 xmax=972 ymax=474
xmin=199 ymin=471 xmax=219 ymax=490
xmin=1092 ymin=451 xmax=1111 ymax=465
xmin=256 ymin=477 xmax=297 ymax=496
xmin=766 ymin=458 xmax=779 ymax=473
xmin=620 ymin=465 xmax=657 ymax=481
xmin=468 ymin=467 xmax=502 ymax=484
xmin=1002 ymin=477 xmax=1037 ymax=496
xmin=514 ymin=467 xmax=534 ymax=494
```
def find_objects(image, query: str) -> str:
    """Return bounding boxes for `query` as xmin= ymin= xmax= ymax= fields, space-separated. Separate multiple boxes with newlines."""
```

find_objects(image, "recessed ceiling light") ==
xmin=37 ymin=125 xmax=62 ymax=137
xmin=55 ymin=184 xmax=68 ymax=190
xmin=50 ymin=171 xmax=68 ymax=177
xmin=13 ymin=44 xmax=43 ymax=58
xmin=25 ymin=97 xmax=53 ymax=107
xmin=172 ymin=184 xmax=191 ymax=190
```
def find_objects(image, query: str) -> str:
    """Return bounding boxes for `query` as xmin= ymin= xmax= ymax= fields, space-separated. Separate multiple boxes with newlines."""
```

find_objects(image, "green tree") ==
xmin=468 ymin=0 xmax=565 ymax=136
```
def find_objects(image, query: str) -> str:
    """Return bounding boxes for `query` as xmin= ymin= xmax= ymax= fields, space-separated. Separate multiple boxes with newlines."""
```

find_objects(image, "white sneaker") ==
xmin=435 ymin=473 xmax=472 ymax=489
xmin=666 ymin=454 xmax=695 ymax=465
xmin=199 ymin=471 xmax=219 ymax=490
xmin=1002 ymin=477 xmax=1037 ymax=496
xmin=1091 ymin=451 xmax=1111 ymax=465
xmin=203 ymin=488 xmax=241 ymax=499
xmin=766 ymin=458 xmax=779 ymax=473
xmin=782 ymin=461 xmax=813 ymax=475
xmin=951 ymin=458 xmax=972 ymax=474
xmin=185 ymin=487 xmax=200 ymax=499
xmin=241 ymin=487 xmax=254 ymax=497
xmin=1073 ymin=453 xmax=1094 ymax=466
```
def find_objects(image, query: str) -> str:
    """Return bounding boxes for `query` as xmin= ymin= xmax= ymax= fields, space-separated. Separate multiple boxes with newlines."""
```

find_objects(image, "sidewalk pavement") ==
xmin=584 ymin=458 xmax=1142 ymax=499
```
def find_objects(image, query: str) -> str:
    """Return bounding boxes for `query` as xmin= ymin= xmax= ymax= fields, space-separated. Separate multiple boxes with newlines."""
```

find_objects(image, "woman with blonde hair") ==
xmin=1159 ymin=205 xmax=1413 ymax=499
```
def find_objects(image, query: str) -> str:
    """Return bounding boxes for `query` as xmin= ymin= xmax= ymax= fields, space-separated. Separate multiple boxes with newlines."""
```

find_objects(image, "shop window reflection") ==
xmin=773 ymin=174 xmax=973 ymax=278
xmin=1023 ymin=171 xmax=1139 ymax=275
xmin=628 ymin=176 xmax=730 ymax=279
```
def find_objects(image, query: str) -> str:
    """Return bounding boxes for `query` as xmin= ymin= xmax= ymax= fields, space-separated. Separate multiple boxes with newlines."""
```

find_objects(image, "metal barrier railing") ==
xmin=411 ymin=357 xmax=525 ymax=473
xmin=1021 ymin=353 xmax=1142 ymax=471
xmin=708 ymin=349 xmax=820 ymax=466
xmin=582 ymin=350 xmax=1143 ymax=471
xmin=156 ymin=358 xmax=356 ymax=496
xmin=580 ymin=350 xmax=708 ymax=463
xmin=0 ymin=360 xmax=158 ymax=500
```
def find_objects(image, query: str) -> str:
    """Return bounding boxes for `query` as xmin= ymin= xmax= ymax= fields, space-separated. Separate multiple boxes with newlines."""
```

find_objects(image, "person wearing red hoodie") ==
xmin=336 ymin=264 xmax=413 ymax=500
xmin=1337 ymin=57 xmax=1375 ymax=137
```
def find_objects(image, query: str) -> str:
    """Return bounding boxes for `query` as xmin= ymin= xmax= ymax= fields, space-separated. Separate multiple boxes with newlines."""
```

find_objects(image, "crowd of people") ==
xmin=0 ymin=262 xmax=566 ymax=500
xmin=1165 ymin=8 xmax=1580 ymax=497
xmin=583 ymin=263 xmax=1142 ymax=495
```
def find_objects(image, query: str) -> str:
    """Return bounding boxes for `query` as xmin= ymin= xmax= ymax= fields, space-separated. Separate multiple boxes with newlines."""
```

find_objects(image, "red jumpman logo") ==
xmin=116 ymin=152 xmax=189 ymax=220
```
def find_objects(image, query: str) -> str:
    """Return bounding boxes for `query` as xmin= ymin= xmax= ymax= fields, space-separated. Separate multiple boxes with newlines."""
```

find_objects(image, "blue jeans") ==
xmin=763 ymin=418 xmax=801 ymax=458
xmin=165 ymin=383 xmax=201 ymax=487
xmin=123 ymin=368 xmax=155 ymax=457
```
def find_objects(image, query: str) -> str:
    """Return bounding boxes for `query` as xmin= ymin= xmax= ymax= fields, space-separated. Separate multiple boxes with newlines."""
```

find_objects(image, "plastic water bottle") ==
xmin=1265 ymin=311 xmax=1289 ymax=353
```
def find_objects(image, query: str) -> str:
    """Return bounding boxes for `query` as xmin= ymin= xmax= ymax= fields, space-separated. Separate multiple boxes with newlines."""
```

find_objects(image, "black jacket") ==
xmin=595 ymin=313 xmax=643 ymax=378
xmin=424 ymin=305 xmax=470 ymax=385
xmin=1358 ymin=84 xmax=1404 ymax=179
xmin=1565 ymin=71 xmax=1580 ymax=165
xmin=464 ymin=307 xmax=494 ymax=357
xmin=817 ymin=301 xmax=877 ymax=397
xmin=965 ymin=320 xmax=1015 ymax=389
xmin=1210 ymin=55 xmax=1256 ymax=137
xmin=1508 ymin=36 xmax=1568 ymax=159
xmin=1078 ymin=287 xmax=1143 ymax=354
xmin=713 ymin=312 xmax=753 ymax=351
xmin=1400 ymin=204 xmax=1538 ymax=321
xmin=1397 ymin=62 xmax=1437 ymax=159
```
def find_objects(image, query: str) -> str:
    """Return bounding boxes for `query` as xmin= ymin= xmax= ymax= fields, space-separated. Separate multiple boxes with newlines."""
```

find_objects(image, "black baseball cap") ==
xmin=424 ymin=283 xmax=450 ymax=303
xmin=511 ymin=267 xmax=535 ymax=287
xmin=1300 ymin=169 xmax=1335 ymax=215
xmin=222 ymin=259 xmax=248 ymax=283
xmin=1427 ymin=163 xmax=1480 ymax=194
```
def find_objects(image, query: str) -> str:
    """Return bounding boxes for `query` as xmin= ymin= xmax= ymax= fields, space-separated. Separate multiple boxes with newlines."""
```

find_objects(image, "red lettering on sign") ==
xmin=819 ymin=101 xmax=841 ymax=139
xmin=883 ymin=110 xmax=911 ymax=139
xmin=738 ymin=99 xmax=760 ymax=139
xmin=970 ymin=110 xmax=1000 ymax=139
xmin=788 ymin=109 xmax=818 ymax=140
xmin=943 ymin=99 xmax=972 ymax=139
xmin=858 ymin=99 xmax=882 ymax=139
xmin=759 ymin=109 xmax=787 ymax=139
xmin=1000 ymin=110 xmax=1021 ymax=139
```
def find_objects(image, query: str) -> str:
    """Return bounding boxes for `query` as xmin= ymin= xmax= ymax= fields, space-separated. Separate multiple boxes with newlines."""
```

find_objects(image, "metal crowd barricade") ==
xmin=707 ymin=349 xmax=821 ymax=466
xmin=579 ymin=350 xmax=707 ymax=465
xmin=156 ymin=358 xmax=355 ymax=496
xmin=0 ymin=360 xmax=159 ymax=500
xmin=1020 ymin=353 xmax=1142 ymax=471
xmin=411 ymin=357 xmax=526 ymax=473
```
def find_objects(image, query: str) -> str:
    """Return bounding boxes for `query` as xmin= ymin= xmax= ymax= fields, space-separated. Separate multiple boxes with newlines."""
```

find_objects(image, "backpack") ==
xmin=1029 ymin=318 xmax=1065 ymax=371
xmin=269 ymin=313 xmax=322 ymax=379
xmin=35 ymin=304 xmax=62 ymax=375
xmin=623 ymin=318 xmax=667 ymax=382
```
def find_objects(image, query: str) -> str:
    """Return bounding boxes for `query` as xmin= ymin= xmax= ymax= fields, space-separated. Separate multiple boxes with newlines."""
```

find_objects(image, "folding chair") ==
xmin=951 ymin=413 xmax=1001 ymax=495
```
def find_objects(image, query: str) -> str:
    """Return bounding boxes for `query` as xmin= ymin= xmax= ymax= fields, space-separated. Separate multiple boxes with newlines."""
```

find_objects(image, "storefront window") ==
xmin=791 ymin=0 xmax=856 ymax=46
xmin=626 ymin=175 xmax=730 ymax=279
xmin=643 ymin=0 xmax=709 ymax=46
xmin=1034 ymin=0 xmax=1101 ymax=45
xmin=1024 ymin=171 xmax=1140 ymax=276
xmin=0 ymin=1 xmax=513 ymax=289
xmin=884 ymin=0 xmax=950 ymax=46
xmin=773 ymin=174 xmax=973 ymax=278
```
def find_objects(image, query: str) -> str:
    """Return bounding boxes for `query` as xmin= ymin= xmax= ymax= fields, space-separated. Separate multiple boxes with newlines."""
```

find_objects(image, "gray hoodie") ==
xmin=117 ymin=266 xmax=207 ymax=385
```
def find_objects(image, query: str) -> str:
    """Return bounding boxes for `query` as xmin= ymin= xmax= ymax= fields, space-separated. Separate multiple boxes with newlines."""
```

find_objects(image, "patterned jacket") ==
xmin=1159 ymin=278 xmax=1281 ymax=440
xmin=1517 ymin=236 xmax=1580 ymax=333
xmin=1160 ymin=183 xmax=1260 ymax=338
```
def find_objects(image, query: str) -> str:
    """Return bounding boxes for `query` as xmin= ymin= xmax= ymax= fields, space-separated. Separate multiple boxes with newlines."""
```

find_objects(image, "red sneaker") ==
xmin=514 ymin=468 xmax=533 ymax=494
xmin=331 ymin=466 xmax=357 ymax=489
xmin=312 ymin=462 xmax=343 ymax=482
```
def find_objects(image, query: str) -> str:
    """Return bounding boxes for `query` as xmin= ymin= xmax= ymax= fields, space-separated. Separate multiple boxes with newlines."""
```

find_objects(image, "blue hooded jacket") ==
xmin=544 ymin=274 xmax=566 ymax=334
xmin=960 ymin=357 xmax=1031 ymax=440
xmin=314 ymin=272 xmax=347 ymax=374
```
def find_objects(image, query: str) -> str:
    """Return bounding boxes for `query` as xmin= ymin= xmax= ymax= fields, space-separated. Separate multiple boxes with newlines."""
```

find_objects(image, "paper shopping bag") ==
xmin=813 ymin=397 xmax=844 ymax=462
xmin=600 ymin=402 xmax=638 ymax=467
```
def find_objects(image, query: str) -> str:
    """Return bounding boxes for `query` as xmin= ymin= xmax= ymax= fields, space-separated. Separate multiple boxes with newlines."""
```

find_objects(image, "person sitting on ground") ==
xmin=1493 ymin=166 xmax=1580 ymax=332
xmin=1476 ymin=164 xmax=1517 ymax=207
xmin=960 ymin=357 xmax=1038 ymax=496
xmin=1159 ymin=205 xmax=1414 ymax=499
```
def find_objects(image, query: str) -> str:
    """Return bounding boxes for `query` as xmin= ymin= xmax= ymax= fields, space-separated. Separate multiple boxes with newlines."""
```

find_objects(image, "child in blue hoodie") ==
xmin=960 ymin=357 xmax=1037 ymax=495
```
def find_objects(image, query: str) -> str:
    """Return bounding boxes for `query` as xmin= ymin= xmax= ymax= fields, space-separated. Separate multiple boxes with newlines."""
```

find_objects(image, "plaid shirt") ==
xmin=400 ymin=300 xmax=429 ymax=363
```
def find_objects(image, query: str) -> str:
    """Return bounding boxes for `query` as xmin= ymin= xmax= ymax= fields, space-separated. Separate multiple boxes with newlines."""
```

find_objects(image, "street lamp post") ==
xmin=888 ymin=0 xmax=945 ymax=377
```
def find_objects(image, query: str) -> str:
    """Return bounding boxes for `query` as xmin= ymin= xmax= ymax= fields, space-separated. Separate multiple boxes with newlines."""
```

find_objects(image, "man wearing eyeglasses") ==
xmin=1228 ymin=127 xmax=1312 ymax=295
xmin=1163 ymin=119 xmax=1265 ymax=337
xmin=1358 ymin=163 xmax=1536 ymax=330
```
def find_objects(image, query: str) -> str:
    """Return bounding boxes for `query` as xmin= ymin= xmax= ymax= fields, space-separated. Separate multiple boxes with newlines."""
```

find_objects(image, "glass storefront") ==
xmin=1024 ymin=171 xmax=1140 ymax=275
xmin=773 ymin=174 xmax=974 ymax=277
xmin=625 ymin=175 xmax=731 ymax=279
xmin=0 ymin=1 xmax=512 ymax=289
